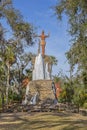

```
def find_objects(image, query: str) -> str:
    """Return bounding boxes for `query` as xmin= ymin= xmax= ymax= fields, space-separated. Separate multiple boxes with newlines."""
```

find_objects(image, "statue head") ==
xmin=42 ymin=30 xmax=44 ymax=34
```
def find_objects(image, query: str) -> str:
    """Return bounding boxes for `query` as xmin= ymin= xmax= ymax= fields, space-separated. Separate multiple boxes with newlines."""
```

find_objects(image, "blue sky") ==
xmin=6 ymin=0 xmax=71 ymax=76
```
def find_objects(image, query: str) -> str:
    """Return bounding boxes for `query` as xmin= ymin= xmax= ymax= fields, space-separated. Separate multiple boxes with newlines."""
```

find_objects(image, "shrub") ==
xmin=8 ymin=90 xmax=22 ymax=102
xmin=83 ymin=102 xmax=87 ymax=109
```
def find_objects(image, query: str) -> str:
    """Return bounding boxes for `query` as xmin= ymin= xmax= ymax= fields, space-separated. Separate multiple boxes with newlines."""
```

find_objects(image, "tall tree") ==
xmin=0 ymin=0 xmax=35 ymax=106
xmin=55 ymin=0 xmax=87 ymax=87
xmin=0 ymin=0 xmax=34 ymax=45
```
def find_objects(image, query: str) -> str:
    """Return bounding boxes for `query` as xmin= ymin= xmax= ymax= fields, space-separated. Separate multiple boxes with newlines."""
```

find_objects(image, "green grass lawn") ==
xmin=0 ymin=112 xmax=87 ymax=130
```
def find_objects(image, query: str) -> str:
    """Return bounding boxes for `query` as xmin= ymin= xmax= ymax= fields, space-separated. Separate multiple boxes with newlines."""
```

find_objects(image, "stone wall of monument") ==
xmin=29 ymin=80 xmax=55 ymax=102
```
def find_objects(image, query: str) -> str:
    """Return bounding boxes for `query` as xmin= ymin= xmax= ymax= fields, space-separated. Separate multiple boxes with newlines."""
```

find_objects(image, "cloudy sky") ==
xmin=13 ymin=0 xmax=71 ymax=76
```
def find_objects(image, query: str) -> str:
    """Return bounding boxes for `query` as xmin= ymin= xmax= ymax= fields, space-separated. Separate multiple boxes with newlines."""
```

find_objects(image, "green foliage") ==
xmin=53 ymin=75 xmax=60 ymax=83
xmin=0 ymin=0 xmax=34 ymax=45
xmin=55 ymin=0 xmax=87 ymax=104
xmin=55 ymin=0 xmax=87 ymax=36
xmin=53 ymin=72 xmax=61 ymax=83
xmin=49 ymin=56 xmax=58 ymax=65
xmin=8 ymin=90 xmax=22 ymax=102
xmin=0 ymin=0 xmax=35 ymax=106
xmin=3 ymin=45 xmax=16 ymax=65
xmin=59 ymin=82 xmax=74 ymax=103
xmin=73 ymin=86 xmax=85 ymax=106
xmin=83 ymin=102 xmax=87 ymax=109
xmin=25 ymin=69 xmax=32 ymax=80
xmin=66 ymin=40 xmax=87 ymax=72
xmin=14 ymin=22 xmax=34 ymax=45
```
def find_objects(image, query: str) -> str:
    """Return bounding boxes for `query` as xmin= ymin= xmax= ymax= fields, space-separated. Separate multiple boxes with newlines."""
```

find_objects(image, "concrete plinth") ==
xmin=29 ymin=80 xmax=55 ymax=102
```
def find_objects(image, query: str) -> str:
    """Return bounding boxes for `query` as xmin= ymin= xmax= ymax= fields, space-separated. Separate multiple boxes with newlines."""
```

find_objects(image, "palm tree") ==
xmin=49 ymin=56 xmax=58 ymax=78
xmin=4 ymin=45 xmax=16 ymax=105
xmin=44 ymin=55 xmax=57 ymax=78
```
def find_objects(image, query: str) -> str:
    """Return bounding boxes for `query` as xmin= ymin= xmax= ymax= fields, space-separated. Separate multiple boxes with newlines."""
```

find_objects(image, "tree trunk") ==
xmin=1 ymin=91 xmax=4 ymax=112
xmin=48 ymin=63 xmax=52 ymax=79
xmin=6 ymin=61 xmax=10 ymax=106
xmin=0 ymin=89 xmax=4 ymax=112
xmin=77 ymin=104 xmax=80 ymax=113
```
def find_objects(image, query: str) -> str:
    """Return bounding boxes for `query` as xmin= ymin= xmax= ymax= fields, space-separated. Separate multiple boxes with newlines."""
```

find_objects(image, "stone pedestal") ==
xmin=29 ymin=80 xmax=55 ymax=102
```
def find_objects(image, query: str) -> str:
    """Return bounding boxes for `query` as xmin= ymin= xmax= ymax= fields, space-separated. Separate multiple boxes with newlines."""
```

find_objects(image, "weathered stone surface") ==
xmin=29 ymin=80 xmax=55 ymax=102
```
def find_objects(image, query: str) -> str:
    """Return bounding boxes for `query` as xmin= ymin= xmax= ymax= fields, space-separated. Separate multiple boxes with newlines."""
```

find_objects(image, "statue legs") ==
xmin=41 ymin=45 xmax=45 ymax=57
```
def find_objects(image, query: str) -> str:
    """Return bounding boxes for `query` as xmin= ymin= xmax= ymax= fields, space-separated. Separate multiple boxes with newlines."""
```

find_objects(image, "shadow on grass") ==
xmin=32 ymin=119 xmax=87 ymax=130
xmin=0 ymin=112 xmax=87 ymax=130
xmin=0 ymin=112 xmax=29 ymax=122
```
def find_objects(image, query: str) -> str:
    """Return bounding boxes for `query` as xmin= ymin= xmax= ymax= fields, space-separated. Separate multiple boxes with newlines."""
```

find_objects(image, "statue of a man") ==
xmin=36 ymin=30 xmax=49 ymax=57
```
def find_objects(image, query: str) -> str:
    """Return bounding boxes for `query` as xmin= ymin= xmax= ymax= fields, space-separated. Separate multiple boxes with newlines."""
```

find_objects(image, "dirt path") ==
xmin=0 ymin=112 xmax=87 ymax=130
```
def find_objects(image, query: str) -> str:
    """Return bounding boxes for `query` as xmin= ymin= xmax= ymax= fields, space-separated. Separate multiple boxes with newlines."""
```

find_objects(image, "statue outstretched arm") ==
xmin=45 ymin=32 xmax=50 ymax=38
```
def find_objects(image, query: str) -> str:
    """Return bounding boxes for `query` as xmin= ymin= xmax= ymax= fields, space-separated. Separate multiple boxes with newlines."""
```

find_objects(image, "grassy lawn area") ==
xmin=0 ymin=112 xmax=87 ymax=130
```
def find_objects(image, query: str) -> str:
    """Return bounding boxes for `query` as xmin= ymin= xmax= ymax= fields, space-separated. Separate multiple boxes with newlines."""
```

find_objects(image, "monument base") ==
xmin=27 ymin=80 xmax=55 ymax=104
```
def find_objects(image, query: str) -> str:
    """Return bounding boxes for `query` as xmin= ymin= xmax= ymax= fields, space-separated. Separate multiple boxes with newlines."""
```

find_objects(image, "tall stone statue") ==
xmin=36 ymin=30 xmax=49 ymax=57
